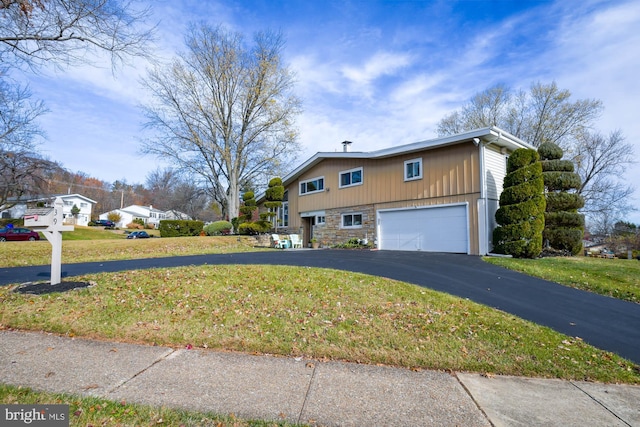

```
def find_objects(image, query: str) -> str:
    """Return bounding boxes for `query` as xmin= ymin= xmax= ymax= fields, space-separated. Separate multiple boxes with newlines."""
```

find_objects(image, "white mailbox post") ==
xmin=23 ymin=197 xmax=74 ymax=285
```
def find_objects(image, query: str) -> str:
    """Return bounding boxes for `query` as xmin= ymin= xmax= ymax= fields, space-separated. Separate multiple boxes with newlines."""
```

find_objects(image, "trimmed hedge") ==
xmin=158 ymin=220 xmax=204 ymax=237
xmin=203 ymin=221 xmax=233 ymax=236
xmin=493 ymin=148 xmax=545 ymax=258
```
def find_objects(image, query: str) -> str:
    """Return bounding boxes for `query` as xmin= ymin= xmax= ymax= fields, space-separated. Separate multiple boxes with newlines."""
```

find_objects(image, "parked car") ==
xmin=127 ymin=231 xmax=150 ymax=239
xmin=92 ymin=220 xmax=115 ymax=229
xmin=0 ymin=227 xmax=40 ymax=242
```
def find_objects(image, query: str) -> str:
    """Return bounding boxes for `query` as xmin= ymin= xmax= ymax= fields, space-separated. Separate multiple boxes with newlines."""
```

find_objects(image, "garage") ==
xmin=377 ymin=203 xmax=469 ymax=253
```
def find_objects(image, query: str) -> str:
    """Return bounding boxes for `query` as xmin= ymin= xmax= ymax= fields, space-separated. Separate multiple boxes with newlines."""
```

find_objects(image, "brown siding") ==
xmin=282 ymin=142 xmax=483 ymax=253
xmin=294 ymin=143 xmax=479 ymax=212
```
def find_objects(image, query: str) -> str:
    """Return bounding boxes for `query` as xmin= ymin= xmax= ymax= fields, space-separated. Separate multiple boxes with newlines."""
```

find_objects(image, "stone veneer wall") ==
xmin=312 ymin=204 xmax=376 ymax=247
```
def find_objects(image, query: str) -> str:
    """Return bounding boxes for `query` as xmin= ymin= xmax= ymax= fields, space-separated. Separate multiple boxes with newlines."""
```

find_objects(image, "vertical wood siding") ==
xmin=283 ymin=143 xmax=482 ymax=253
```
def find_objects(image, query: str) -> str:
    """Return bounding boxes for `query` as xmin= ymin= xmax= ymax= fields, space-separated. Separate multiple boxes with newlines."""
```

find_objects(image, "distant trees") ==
xmin=493 ymin=149 xmax=545 ymax=258
xmin=140 ymin=23 xmax=301 ymax=220
xmin=437 ymin=81 xmax=634 ymax=232
xmin=145 ymin=167 xmax=211 ymax=220
xmin=539 ymin=142 xmax=584 ymax=254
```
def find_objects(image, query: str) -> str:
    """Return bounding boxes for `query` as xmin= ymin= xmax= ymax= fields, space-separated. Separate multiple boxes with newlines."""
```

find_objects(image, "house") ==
xmin=258 ymin=127 xmax=533 ymax=255
xmin=0 ymin=194 xmax=96 ymax=226
xmin=100 ymin=205 xmax=189 ymax=229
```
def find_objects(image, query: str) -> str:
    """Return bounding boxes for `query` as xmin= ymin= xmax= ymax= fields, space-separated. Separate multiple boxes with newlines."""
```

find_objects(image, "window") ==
xmin=316 ymin=215 xmax=325 ymax=225
xmin=342 ymin=213 xmax=363 ymax=228
xmin=300 ymin=177 xmax=324 ymax=195
xmin=278 ymin=202 xmax=289 ymax=227
xmin=404 ymin=158 xmax=423 ymax=181
xmin=80 ymin=203 xmax=88 ymax=208
xmin=339 ymin=167 xmax=363 ymax=188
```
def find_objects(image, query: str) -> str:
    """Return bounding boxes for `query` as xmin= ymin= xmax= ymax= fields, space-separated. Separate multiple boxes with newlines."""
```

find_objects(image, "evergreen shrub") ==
xmin=159 ymin=220 xmax=204 ymax=237
xmin=204 ymin=221 xmax=233 ymax=236
xmin=493 ymin=148 xmax=545 ymax=258
xmin=538 ymin=142 xmax=584 ymax=255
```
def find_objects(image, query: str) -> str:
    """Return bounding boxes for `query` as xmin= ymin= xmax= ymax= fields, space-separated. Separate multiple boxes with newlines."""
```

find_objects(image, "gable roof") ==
xmin=277 ymin=126 xmax=532 ymax=191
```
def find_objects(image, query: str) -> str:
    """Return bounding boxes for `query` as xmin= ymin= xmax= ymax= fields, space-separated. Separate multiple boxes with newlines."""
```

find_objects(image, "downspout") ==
xmin=477 ymin=138 xmax=488 ymax=255
xmin=482 ymin=131 xmax=503 ymax=255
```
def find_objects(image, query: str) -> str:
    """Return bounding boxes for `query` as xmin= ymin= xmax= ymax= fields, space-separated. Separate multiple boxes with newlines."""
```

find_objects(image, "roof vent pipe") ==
xmin=342 ymin=140 xmax=352 ymax=152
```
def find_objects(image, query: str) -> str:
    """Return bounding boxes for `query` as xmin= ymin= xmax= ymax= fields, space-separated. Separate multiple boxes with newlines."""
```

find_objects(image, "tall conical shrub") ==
xmin=493 ymin=148 xmax=545 ymax=258
xmin=538 ymin=142 xmax=584 ymax=255
xmin=260 ymin=177 xmax=285 ymax=227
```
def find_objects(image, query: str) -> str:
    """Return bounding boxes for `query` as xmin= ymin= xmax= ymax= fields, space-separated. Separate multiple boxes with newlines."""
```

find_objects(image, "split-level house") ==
xmin=258 ymin=127 xmax=533 ymax=255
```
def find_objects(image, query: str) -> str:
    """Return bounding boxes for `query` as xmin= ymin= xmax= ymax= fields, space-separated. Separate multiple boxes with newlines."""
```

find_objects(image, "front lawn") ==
xmin=1 ymin=265 xmax=638 ymax=384
xmin=483 ymin=256 xmax=640 ymax=303
xmin=0 ymin=235 xmax=262 ymax=267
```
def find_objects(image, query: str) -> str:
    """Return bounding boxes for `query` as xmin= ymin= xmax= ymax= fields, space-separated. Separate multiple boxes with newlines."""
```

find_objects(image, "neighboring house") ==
xmin=100 ymin=205 xmax=190 ymax=229
xmin=0 ymin=194 xmax=96 ymax=226
xmin=257 ymin=126 xmax=533 ymax=255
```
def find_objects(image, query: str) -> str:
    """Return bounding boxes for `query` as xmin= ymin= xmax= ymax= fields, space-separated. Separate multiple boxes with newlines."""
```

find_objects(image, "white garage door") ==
xmin=378 ymin=204 xmax=469 ymax=253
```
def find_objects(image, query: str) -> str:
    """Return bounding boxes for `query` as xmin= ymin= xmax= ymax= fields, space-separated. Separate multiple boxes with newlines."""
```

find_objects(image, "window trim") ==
xmin=299 ymin=176 xmax=325 ymax=195
xmin=341 ymin=212 xmax=363 ymax=229
xmin=339 ymin=167 xmax=363 ymax=189
xmin=404 ymin=157 xmax=423 ymax=182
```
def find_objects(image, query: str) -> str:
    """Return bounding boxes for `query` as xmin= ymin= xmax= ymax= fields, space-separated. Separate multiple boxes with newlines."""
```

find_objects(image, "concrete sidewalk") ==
xmin=1 ymin=331 xmax=639 ymax=426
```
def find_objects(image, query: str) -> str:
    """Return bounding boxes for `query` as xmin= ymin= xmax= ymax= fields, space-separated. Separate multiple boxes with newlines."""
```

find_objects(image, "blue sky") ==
xmin=17 ymin=0 xmax=640 ymax=222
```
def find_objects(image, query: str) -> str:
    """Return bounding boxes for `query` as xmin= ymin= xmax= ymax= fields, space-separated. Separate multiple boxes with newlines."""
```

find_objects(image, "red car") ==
xmin=0 ymin=227 xmax=41 ymax=242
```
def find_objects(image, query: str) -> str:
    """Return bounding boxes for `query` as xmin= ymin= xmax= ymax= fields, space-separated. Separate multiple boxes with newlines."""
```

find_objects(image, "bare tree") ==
xmin=0 ymin=74 xmax=47 ymax=208
xmin=438 ymin=82 xmax=602 ymax=149
xmin=0 ymin=0 xmax=155 ymax=71
xmin=140 ymin=23 xmax=302 ymax=220
xmin=571 ymin=130 xmax=635 ymax=231
xmin=436 ymin=81 xmax=633 ymax=230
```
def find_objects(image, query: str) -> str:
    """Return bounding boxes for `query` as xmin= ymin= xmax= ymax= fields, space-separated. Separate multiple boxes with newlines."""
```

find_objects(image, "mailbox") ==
xmin=22 ymin=197 xmax=73 ymax=285
xmin=23 ymin=207 xmax=56 ymax=229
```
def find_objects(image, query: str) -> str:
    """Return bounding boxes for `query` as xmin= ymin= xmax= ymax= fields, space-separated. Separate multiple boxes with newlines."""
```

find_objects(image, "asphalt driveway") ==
xmin=1 ymin=250 xmax=639 ymax=364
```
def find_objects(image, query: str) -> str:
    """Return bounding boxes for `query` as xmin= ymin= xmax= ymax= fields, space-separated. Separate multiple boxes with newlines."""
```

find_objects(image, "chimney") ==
xmin=342 ymin=140 xmax=352 ymax=152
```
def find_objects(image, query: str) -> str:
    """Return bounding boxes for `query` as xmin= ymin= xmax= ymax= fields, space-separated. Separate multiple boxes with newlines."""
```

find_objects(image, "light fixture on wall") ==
xmin=473 ymin=138 xmax=480 ymax=146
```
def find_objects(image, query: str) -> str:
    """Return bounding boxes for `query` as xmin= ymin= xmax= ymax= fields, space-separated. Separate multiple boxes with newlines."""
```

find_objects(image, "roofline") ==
xmin=276 ymin=126 xmax=532 ymax=191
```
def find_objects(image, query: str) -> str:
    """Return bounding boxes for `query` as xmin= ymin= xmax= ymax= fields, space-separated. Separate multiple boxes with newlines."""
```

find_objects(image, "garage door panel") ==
xmin=378 ymin=205 xmax=468 ymax=253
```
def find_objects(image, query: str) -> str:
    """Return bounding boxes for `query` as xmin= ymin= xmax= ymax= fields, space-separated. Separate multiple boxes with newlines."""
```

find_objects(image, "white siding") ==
xmin=485 ymin=148 xmax=507 ymax=201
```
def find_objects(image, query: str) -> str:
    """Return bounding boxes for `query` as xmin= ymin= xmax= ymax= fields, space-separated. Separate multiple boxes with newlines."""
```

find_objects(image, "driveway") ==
xmin=1 ymin=250 xmax=639 ymax=364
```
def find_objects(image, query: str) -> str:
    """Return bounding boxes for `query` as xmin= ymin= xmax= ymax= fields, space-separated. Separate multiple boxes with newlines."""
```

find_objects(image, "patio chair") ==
xmin=271 ymin=234 xmax=286 ymax=249
xmin=289 ymin=234 xmax=303 ymax=248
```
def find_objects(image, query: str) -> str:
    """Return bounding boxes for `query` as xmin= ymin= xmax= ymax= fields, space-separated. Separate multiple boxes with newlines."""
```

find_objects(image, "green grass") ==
xmin=1 ymin=265 xmax=638 ymax=384
xmin=61 ymin=226 xmax=128 ymax=240
xmin=0 ymin=384 xmax=302 ymax=426
xmin=0 ymin=235 xmax=262 ymax=267
xmin=483 ymin=256 xmax=640 ymax=303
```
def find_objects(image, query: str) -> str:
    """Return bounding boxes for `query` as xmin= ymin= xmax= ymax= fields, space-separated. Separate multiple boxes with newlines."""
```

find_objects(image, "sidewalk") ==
xmin=1 ymin=330 xmax=639 ymax=426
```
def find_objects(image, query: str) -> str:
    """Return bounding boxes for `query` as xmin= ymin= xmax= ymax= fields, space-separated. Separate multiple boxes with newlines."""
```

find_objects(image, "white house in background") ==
xmin=0 ymin=194 xmax=96 ymax=226
xmin=100 ymin=205 xmax=190 ymax=229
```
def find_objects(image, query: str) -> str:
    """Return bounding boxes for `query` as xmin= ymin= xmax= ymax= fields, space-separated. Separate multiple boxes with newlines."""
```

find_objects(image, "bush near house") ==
xmin=158 ymin=220 xmax=204 ymax=237
xmin=204 ymin=220 xmax=233 ymax=236
xmin=493 ymin=148 xmax=545 ymax=258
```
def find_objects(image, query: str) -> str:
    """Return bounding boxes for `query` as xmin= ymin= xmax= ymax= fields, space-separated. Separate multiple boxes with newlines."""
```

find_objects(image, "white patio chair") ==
xmin=289 ymin=234 xmax=303 ymax=248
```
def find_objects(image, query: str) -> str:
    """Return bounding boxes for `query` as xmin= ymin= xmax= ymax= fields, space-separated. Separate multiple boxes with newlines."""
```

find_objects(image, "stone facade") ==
xmin=313 ymin=204 xmax=376 ymax=247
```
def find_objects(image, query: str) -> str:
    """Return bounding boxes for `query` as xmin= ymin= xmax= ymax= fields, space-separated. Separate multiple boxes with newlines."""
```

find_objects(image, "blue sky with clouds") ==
xmin=17 ymin=0 xmax=640 ymax=222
